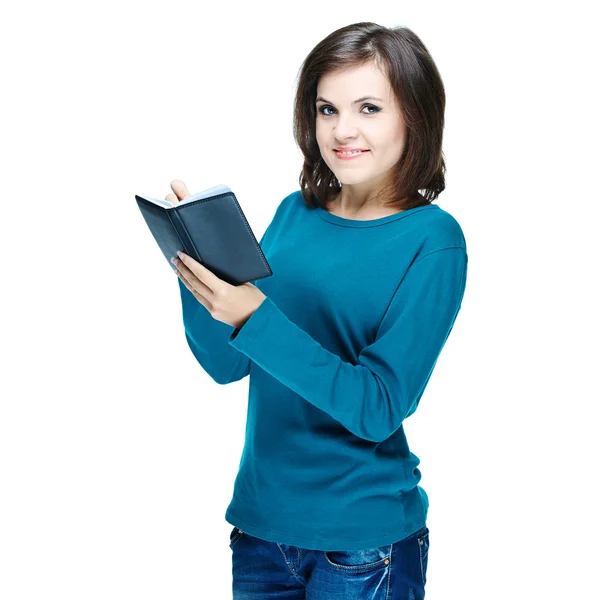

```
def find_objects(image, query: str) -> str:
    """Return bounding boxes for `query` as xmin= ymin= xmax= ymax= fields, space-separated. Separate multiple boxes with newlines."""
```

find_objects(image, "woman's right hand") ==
xmin=166 ymin=179 xmax=191 ymax=204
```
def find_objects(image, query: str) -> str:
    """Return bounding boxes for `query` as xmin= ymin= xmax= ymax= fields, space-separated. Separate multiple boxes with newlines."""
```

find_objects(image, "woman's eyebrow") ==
xmin=315 ymin=95 xmax=384 ymax=104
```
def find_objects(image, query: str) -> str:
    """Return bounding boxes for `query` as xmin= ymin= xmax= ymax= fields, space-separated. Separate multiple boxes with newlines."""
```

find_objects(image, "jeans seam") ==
xmin=276 ymin=544 xmax=305 ymax=585
xmin=418 ymin=533 xmax=428 ymax=586
xmin=385 ymin=543 xmax=394 ymax=600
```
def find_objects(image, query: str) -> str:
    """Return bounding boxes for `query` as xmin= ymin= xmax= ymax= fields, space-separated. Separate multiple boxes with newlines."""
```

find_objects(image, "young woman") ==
xmin=170 ymin=21 xmax=468 ymax=600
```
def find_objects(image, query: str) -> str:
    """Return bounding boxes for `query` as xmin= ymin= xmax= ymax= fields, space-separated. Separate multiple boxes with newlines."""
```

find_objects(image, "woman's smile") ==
xmin=334 ymin=149 xmax=370 ymax=160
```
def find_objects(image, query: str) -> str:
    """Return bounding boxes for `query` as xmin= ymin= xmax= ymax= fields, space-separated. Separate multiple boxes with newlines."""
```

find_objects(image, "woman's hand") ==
xmin=166 ymin=179 xmax=191 ymax=205
xmin=169 ymin=179 xmax=267 ymax=329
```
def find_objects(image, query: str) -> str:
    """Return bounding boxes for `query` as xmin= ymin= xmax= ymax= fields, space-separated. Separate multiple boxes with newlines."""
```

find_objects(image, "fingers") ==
xmin=170 ymin=179 xmax=190 ymax=202
xmin=165 ymin=192 xmax=178 ymax=203
xmin=177 ymin=270 xmax=213 ymax=312
xmin=177 ymin=259 xmax=215 ymax=299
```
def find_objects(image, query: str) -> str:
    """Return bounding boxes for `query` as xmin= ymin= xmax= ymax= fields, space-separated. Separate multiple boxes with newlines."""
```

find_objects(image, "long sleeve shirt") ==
xmin=177 ymin=189 xmax=468 ymax=551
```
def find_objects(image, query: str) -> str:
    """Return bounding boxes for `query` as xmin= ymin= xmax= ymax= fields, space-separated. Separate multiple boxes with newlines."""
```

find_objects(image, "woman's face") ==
xmin=315 ymin=62 xmax=406 ymax=194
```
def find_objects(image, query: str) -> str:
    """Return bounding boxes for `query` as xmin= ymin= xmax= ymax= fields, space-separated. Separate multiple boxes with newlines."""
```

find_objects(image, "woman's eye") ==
xmin=317 ymin=104 xmax=380 ymax=116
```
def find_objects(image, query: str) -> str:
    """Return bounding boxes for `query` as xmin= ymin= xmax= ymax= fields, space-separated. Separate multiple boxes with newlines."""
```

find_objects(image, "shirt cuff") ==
xmin=229 ymin=296 xmax=278 ymax=344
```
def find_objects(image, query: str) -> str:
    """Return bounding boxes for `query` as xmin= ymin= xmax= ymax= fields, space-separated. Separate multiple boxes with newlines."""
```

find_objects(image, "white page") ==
xmin=139 ymin=184 xmax=231 ymax=208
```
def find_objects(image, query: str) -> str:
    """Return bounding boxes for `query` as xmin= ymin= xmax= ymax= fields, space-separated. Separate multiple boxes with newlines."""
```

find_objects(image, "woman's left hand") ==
xmin=172 ymin=252 xmax=267 ymax=329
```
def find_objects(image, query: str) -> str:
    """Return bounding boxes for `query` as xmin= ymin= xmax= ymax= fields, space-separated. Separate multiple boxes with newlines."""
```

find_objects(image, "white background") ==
xmin=1 ymin=1 xmax=596 ymax=598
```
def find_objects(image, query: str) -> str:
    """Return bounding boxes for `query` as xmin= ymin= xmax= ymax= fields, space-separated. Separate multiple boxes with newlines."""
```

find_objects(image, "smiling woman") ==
xmin=173 ymin=20 xmax=466 ymax=600
xmin=293 ymin=22 xmax=447 ymax=219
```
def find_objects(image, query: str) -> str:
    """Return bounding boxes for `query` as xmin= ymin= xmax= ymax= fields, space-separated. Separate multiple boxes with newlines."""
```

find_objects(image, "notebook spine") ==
xmin=168 ymin=209 xmax=202 ymax=265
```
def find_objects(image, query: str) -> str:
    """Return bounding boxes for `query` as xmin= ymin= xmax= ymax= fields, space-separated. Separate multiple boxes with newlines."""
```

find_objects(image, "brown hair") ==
xmin=293 ymin=22 xmax=447 ymax=212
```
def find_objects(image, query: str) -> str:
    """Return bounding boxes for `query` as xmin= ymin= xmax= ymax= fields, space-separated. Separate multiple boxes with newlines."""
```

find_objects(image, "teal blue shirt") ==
xmin=177 ymin=189 xmax=468 ymax=551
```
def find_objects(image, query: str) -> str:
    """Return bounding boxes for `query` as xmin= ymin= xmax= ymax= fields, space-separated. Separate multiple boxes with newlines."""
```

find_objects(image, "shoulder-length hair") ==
xmin=293 ymin=22 xmax=446 ymax=211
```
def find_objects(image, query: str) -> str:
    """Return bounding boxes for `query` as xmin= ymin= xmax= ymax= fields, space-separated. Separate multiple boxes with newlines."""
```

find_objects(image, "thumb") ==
xmin=169 ymin=179 xmax=191 ymax=203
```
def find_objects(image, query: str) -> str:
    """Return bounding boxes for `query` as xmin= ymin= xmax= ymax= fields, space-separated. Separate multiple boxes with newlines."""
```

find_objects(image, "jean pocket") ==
xmin=417 ymin=527 xmax=430 ymax=586
xmin=229 ymin=526 xmax=244 ymax=549
xmin=323 ymin=544 xmax=392 ymax=574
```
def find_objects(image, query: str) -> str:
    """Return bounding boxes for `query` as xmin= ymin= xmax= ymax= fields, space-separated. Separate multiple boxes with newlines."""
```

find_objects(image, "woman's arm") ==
xmin=178 ymin=276 xmax=251 ymax=385
xmin=227 ymin=247 xmax=468 ymax=442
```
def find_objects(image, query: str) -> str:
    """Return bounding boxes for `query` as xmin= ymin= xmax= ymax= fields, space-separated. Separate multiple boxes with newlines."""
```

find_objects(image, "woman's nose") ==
xmin=333 ymin=120 xmax=360 ymax=139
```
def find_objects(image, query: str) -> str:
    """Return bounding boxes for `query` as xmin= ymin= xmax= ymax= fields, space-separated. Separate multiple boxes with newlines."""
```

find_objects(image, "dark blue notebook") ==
xmin=135 ymin=184 xmax=272 ymax=286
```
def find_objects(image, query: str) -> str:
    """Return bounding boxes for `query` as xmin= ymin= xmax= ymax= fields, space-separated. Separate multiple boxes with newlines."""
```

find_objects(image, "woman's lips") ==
xmin=334 ymin=149 xmax=370 ymax=160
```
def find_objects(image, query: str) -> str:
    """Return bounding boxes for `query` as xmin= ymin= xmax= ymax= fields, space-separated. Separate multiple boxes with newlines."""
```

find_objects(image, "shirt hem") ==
xmin=225 ymin=509 xmax=427 ymax=551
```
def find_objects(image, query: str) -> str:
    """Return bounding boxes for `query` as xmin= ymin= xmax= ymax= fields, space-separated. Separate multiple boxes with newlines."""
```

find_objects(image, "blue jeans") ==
xmin=229 ymin=525 xmax=429 ymax=599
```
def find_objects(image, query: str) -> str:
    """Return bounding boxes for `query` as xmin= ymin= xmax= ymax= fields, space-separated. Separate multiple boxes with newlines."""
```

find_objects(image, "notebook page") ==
xmin=140 ymin=184 xmax=231 ymax=208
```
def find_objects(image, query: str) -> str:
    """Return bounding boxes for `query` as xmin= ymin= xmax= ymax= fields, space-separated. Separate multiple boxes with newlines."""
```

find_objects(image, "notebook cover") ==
xmin=135 ymin=190 xmax=272 ymax=286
